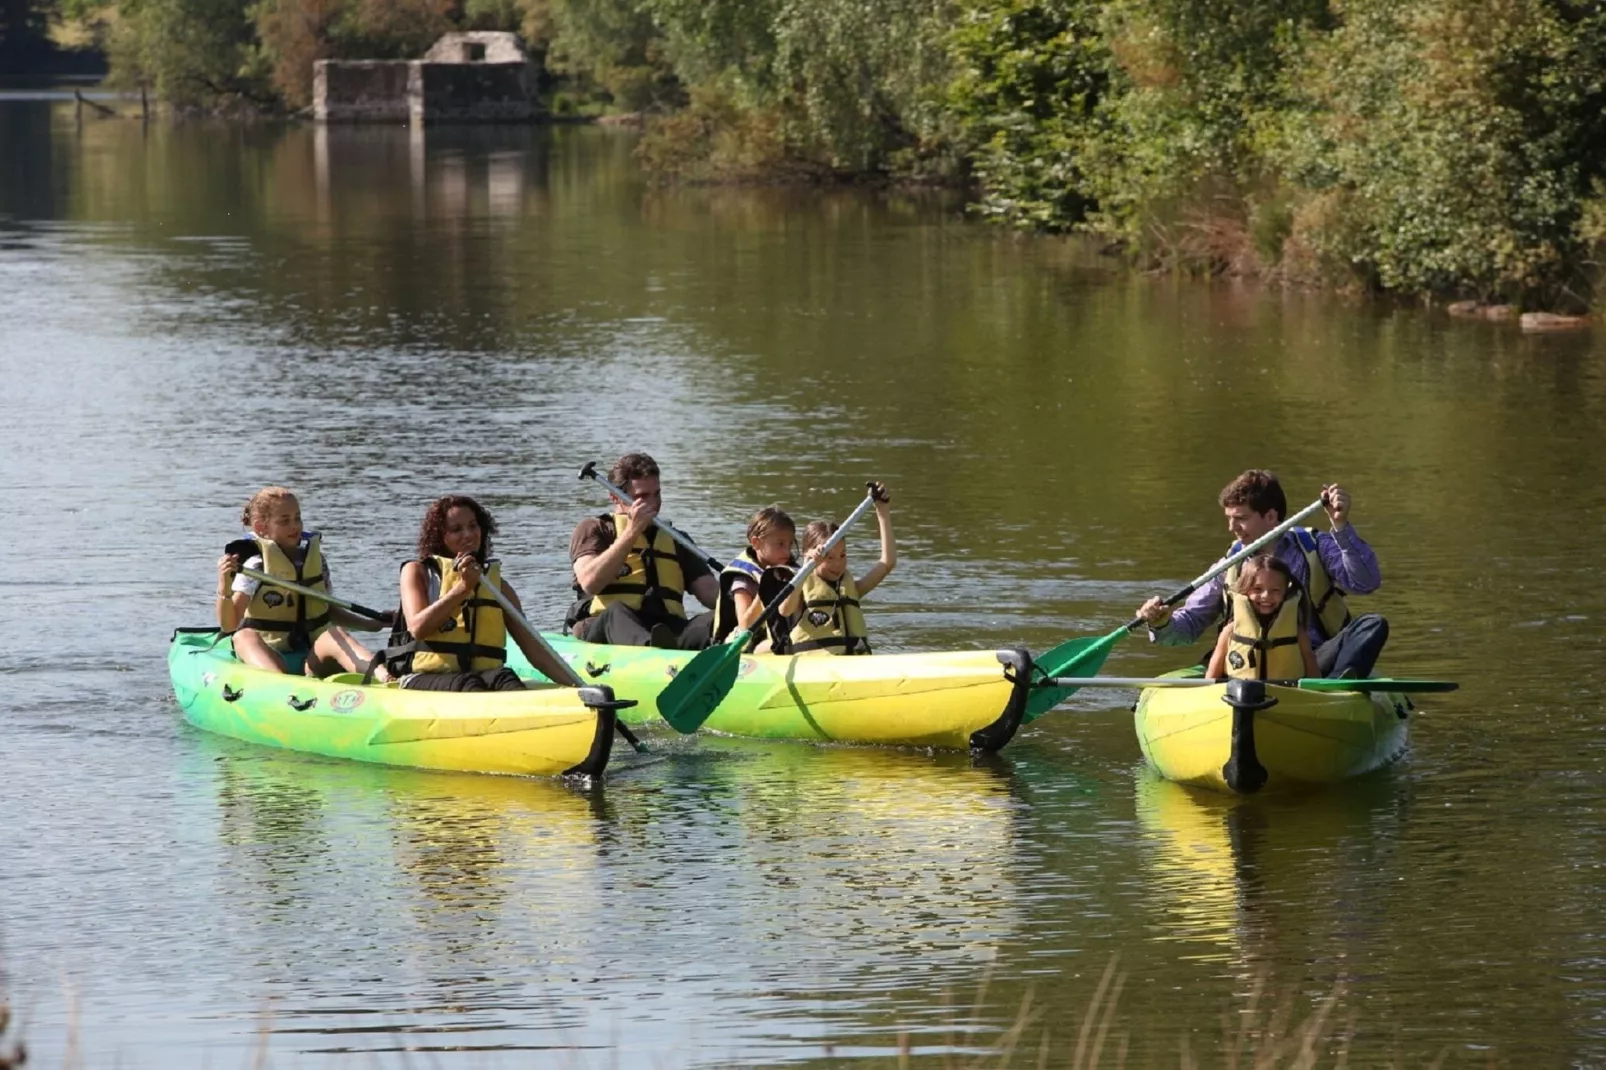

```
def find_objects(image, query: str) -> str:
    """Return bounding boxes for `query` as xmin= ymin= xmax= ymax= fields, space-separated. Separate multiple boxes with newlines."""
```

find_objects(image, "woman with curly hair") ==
xmin=390 ymin=495 xmax=571 ymax=691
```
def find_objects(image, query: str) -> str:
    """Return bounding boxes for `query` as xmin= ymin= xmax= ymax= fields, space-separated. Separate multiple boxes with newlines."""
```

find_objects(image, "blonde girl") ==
xmin=216 ymin=487 xmax=385 ymax=678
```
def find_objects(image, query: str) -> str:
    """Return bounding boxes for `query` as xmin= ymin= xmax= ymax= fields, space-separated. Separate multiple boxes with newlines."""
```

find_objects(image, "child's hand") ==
xmin=804 ymin=545 xmax=824 ymax=564
xmin=867 ymin=481 xmax=891 ymax=505
xmin=217 ymin=554 xmax=239 ymax=593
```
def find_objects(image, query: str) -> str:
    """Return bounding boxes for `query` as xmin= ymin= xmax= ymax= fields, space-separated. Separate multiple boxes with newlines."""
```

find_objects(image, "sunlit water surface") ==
xmin=3 ymin=104 xmax=1606 ymax=1067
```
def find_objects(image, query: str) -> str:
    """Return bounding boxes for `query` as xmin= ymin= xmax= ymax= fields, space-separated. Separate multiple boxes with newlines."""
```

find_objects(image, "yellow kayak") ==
xmin=511 ymin=636 xmax=1033 ymax=751
xmin=1134 ymin=669 xmax=1410 ymax=794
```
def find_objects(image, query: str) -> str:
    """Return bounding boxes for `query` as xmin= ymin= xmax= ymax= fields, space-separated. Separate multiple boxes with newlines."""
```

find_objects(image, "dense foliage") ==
xmin=950 ymin=0 xmax=1606 ymax=302
xmin=35 ymin=0 xmax=1606 ymax=302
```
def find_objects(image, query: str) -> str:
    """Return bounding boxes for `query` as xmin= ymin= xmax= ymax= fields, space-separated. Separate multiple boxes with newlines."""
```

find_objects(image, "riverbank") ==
xmin=57 ymin=0 xmax=1606 ymax=312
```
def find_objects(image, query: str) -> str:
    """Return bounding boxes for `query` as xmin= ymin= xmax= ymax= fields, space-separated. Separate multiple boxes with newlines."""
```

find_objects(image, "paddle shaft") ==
xmin=471 ymin=577 xmax=587 ymax=688
xmin=469 ymin=574 xmax=649 ymax=751
xmin=234 ymin=565 xmax=391 ymax=624
xmin=1124 ymin=497 xmax=1328 ymax=631
xmin=579 ymin=462 xmax=722 ymax=571
xmin=1038 ymin=675 xmax=1458 ymax=694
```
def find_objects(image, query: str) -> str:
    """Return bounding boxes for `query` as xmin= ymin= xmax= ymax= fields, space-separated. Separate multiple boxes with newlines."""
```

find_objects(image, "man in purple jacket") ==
xmin=1135 ymin=469 xmax=1388 ymax=679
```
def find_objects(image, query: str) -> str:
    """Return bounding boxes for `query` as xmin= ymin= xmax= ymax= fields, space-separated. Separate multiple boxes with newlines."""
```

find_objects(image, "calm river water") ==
xmin=3 ymin=101 xmax=1606 ymax=1068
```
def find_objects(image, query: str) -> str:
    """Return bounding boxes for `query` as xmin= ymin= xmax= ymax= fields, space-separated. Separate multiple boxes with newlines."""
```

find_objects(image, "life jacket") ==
xmin=711 ymin=547 xmax=796 ymax=645
xmin=1224 ymin=528 xmax=1352 ymax=641
xmin=576 ymin=514 xmax=686 ymax=623
xmin=239 ymin=532 xmax=330 ymax=652
xmin=786 ymin=571 xmax=871 ymax=656
xmin=1223 ymin=590 xmax=1308 ymax=681
xmin=396 ymin=557 xmax=507 ymax=675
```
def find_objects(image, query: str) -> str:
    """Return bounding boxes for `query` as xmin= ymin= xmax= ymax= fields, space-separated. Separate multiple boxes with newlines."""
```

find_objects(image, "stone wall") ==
xmin=410 ymin=63 xmax=535 ymax=123
xmin=317 ymin=62 xmax=535 ymax=123
xmin=314 ymin=60 xmax=412 ymax=123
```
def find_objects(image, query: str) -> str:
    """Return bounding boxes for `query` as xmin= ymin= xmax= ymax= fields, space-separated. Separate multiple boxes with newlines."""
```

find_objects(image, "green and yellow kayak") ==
xmin=169 ymin=629 xmax=618 ymax=777
xmin=508 ymin=635 xmax=1033 ymax=752
xmin=1134 ymin=668 xmax=1410 ymax=794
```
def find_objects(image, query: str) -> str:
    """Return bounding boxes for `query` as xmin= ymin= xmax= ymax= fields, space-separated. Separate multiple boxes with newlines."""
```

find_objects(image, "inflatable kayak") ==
xmin=168 ymin=628 xmax=619 ymax=777
xmin=1134 ymin=668 xmax=1411 ymax=794
xmin=507 ymin=635 xmax=1034 ymax=752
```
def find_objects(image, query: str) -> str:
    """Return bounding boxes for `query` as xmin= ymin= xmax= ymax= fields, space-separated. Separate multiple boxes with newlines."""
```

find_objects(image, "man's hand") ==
xmin=1137 ymin=596 xmax=1171 ymax=628
xmin=623 ymin=494 xmax=660 ymax=536
xmin=1321 ymin=483 xmax=1351 ymax=529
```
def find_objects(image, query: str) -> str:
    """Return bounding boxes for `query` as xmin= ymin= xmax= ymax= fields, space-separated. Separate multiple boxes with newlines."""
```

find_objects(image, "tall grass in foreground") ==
xmin=0 ymin=982 xmax=24 ymax=1068
xmin=2 ymin=955 xmax=1476 ymax=1068
xmin=801 ymin=958 xmax=1470 ymax=1069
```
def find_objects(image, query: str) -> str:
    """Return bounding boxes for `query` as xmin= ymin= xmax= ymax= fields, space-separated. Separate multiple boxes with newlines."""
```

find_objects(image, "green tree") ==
xmin=1278 ymin=0 xmax=1606 ymax=300
xmin=947 ymin=0 xmax=1110 ymax=228
xmin=106 ymin=0 xmax=269 ymax=107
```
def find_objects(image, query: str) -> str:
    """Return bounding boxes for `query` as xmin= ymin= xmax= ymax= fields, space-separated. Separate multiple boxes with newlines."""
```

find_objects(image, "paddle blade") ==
xmin=654 ymin=636 xmax=747 ymax=733
xmin=1295 ymin=678 xmax=1460 ymax=694
xmin=1025 ymin=626 xmax=1129 ymax=721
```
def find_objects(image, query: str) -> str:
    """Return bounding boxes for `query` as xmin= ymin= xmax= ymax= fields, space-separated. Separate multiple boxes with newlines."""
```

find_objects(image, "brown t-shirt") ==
xmin=569 ymin=515 xmax=714 ymax=586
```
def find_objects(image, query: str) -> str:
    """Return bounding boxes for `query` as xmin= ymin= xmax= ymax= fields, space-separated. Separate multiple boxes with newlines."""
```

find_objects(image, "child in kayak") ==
xmin=1206 ymin=554 xmax=1320 ymax=682
xmin=779 ymin=483 xmax=895 ymax=655
xmin=216 ymin=486 xmax=385 ymax=677
xmin=386 ymin=494 xmax=574 ymax=691
xmin=711 ymin=505 xmax=798 ymax=648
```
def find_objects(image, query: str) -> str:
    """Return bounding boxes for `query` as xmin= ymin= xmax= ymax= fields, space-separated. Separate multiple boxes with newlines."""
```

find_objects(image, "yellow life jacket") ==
xmin=581 ymin=514 xmax=686 ymax=622
xmin=1224 ymin=591 xmax=1307 ymax=681
xmin=787 ymin=571 xmax=871 ymax=656
xmin=1224 ymin=528 xmax=1352 ymax=642
xmin=410 ymin=557 xmax=507 ymax=675
xmin=240 ymin=532 xmax=330 ymax=653
xmin=711 ymin=548 xmax=795 ymax=645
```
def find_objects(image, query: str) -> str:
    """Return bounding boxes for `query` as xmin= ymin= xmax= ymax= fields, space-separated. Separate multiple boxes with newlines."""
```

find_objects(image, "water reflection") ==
xmin=1134 ymin=772 xmax=1413 ymax=978
xmin=191 ymin=737 xmax=1025 ymax=1061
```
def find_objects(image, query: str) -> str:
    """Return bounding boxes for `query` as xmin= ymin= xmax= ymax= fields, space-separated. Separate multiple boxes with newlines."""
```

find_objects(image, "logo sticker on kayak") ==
xmin=330 ymin=689 xmax=365 ymax=713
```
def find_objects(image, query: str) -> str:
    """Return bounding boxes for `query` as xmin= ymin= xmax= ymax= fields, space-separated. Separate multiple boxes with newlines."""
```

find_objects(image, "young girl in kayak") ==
xmin=711 ymin=505 xmax=797 ymax=647
xmin=1206 ymin=554 xmax=1320 ymax=681
xmin=391 ymin=495 xmax=573 ymax=691
xmin=216 ymin=486 xmax=385 ymax=678
xmin=779 ymin=483 xmax=895 ymax=655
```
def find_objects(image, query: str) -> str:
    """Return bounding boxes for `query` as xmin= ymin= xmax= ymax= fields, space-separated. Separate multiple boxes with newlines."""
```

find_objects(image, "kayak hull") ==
xmin=1134 ymin=670 xmax=1410 ymax=794
xmin=511 ymin=635 xmax=1033 ymax=752
xmin=169 ymin=629 xmax=616 ymax=777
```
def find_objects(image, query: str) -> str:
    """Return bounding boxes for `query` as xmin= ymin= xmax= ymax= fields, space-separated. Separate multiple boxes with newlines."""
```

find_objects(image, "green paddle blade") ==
xmin=654 ymin=630 xmax=750 ymax=733
xmin=1025 ymin=625 xmax=1130 ymax=722
xmin=1295 ymin=678 xmax=1460 ymax=694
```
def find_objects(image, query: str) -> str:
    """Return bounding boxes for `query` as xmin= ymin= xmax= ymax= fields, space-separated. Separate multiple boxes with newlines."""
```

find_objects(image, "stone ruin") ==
xmin=315 ymin=32 xmax=537 ymax=124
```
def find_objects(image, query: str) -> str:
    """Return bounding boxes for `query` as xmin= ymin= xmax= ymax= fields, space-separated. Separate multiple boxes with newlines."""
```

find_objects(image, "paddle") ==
xmin=470 ymin=576 xmax=650 ymax=754
xmin=1025 ymin=496 xmax=1329 ymax=721
xmin=654 ymin=485 xmax=881 ymax=734
xmin=1037 ymin=676 xmax=1458 ymax=694
xmin=579 ymin=461 xmax=723 ymax=571
xmin=225 ymin=556 xmax=393 ymax=625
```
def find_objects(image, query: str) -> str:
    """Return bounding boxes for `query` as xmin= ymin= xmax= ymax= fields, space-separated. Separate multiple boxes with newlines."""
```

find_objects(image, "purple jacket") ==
xmin=1150 ymin=525 xmax=1381 ymax=648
